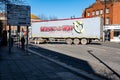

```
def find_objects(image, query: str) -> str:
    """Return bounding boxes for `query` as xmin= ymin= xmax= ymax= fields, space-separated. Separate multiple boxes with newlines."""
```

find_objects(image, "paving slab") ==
xmin=0 ymin=46 xmax=86 ymax=80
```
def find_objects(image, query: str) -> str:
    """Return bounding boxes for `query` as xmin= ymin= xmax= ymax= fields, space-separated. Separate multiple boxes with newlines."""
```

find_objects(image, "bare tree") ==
xmin=39 ymin=14 xmax=58 ymax=20
xmin=0 ymin=0 xmax=26 ymax=12
xmin=38 ymin=14 xmax=48 ymax=20
xmin=0 ymin=0 xmax=26 ymax=5
xmin=49 ymin=15 xmax=58 ymax=20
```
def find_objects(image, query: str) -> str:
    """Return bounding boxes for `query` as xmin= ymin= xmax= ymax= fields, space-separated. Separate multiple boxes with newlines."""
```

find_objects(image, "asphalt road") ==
xmin=29 ymin=42 xmax=120 ymax=80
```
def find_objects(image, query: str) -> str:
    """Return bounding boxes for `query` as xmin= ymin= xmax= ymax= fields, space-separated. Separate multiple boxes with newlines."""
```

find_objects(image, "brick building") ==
xmin=82 ymin=0 xmax=120 ymax=42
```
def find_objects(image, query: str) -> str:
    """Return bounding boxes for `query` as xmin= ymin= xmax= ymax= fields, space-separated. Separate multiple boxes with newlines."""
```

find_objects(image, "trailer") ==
xmin=31 ymin=17 xmax=103 ymax=45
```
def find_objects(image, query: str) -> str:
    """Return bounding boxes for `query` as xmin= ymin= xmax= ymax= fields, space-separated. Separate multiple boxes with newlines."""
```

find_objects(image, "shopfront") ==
xmin=104 ymin=25 xmax=120 ymax=42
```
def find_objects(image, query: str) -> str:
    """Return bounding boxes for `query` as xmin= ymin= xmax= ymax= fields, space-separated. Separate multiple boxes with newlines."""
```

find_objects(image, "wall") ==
xmin=112 ymin=2 xmax=120 ymax=24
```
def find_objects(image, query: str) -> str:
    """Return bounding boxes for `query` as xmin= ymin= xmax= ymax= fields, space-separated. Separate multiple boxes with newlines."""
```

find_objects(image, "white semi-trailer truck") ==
xmin=31 ymin=17 xmax=103 ymax=45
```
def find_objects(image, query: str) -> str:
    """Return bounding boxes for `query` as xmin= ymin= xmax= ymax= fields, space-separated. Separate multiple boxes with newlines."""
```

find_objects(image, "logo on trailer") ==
xmin=40 ymin=20 xmax=84 ymax=33
xmin=73 ymin=21 xmax=84 ymax=33
xmin=40 ymin=26 xmax=73 ymax=32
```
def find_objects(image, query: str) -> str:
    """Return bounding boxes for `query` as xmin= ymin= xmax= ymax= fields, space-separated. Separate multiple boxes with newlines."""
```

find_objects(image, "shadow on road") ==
xmin=29 ymin=44 xmax=109 ymax=79
xmin=88 ymin=50 xmax=120 ymax=80
xmin=38 ymin=41 xmax=102 ymax=45
xmin=89 ymin=42 xmax=101 ymax=45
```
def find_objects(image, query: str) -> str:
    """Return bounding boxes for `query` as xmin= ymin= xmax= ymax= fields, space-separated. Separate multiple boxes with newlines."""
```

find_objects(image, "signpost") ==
xmin=7 ymin=4 xmax=31 ymax=53
xmin=7 ymin=4 xmax=31 ymax=26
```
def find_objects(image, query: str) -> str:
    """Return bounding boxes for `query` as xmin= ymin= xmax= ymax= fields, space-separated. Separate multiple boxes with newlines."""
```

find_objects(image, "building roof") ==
xmin=31 ymin=14 xmax=40 ymax=19
xmin=0 ymin=13 xmax=40 ymax=20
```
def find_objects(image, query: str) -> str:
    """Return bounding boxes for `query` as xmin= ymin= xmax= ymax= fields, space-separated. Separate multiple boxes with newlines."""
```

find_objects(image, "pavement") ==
xmin=0 ymin=41 xmax=119 ymax=80
xmin=0 ymin=45 xmax=86 ymax=80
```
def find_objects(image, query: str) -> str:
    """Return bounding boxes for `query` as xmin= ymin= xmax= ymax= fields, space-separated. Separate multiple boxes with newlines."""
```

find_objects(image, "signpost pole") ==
xmin=17 ymin=26 xmax=20 ymax=47
xmin=9 ymin=25 xmax=11 ymax=53
xmin=26 ymin=26 xmax=30 ymax=55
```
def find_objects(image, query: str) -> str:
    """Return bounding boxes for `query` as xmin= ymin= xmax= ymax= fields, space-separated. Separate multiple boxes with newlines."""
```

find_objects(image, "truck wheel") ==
xmin=37 ymin=40 xmax=39 ymax=44
xmin=73 ymin=38 xmax=80 ymax=45
xmin=81 ymin=39 xmax=87 ymax=45
xmin=34 ymin=38 xmax=38 ymax=44
xmin=34 ymin=40 xmax=36 ymax=44
xmin=66 ymin=39 xmax=72 ymax=45
xmin=38 ymin=38 xmax=44 ymax=43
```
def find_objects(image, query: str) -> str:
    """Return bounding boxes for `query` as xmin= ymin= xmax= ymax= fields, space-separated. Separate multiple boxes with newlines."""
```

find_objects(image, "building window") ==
xmin=106 ymin=8 xmax=110 ymax=13
xmin=92 ymin=11 xmax=95 ymax=16
xmin=87 ymin=12 xmax=90 ymax=16
xmin=106 ymin=18 xmax=110 ymax=25
xmin=100 ymin=9 xmax=103 ymax=14
xmin=96 ymin=10 xmax=99 ymax=15
xmin=114 ymin=29 xmax=120 ymax=37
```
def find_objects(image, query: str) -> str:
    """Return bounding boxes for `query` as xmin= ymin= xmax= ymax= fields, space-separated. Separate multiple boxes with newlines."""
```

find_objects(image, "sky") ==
xmin=26 ymin=0 xmax=96 ymax=19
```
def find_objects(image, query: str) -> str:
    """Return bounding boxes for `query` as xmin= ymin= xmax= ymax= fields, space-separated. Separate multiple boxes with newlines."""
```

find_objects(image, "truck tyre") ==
xmin=37 ymin=40 xmax=39 ymax=44
xmin=66 ymin=38 xmax=72 ymax=45
xmin=34 ymin=40 xmax=36 ymax=44
xmin=81 ymin=39 xmax=87 ymax=45
xmin=34 ymin=39 xmax=37 ymax=44
xmin=34 ymin=38 xmax=38 ymax=44
xmin=73 ymin=38 xmax=80 ymax=45
xmin=38 ymin=38 xmax=44 ymax=43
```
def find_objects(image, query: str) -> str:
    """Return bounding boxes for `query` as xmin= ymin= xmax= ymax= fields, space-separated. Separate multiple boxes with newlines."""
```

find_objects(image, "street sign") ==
xmin=7 ymin=4 xmax=31 ymax=26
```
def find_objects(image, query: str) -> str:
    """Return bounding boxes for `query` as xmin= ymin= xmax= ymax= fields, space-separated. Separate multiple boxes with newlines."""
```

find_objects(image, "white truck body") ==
xmin=31 ymin=17 xmax=103 ymax=44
